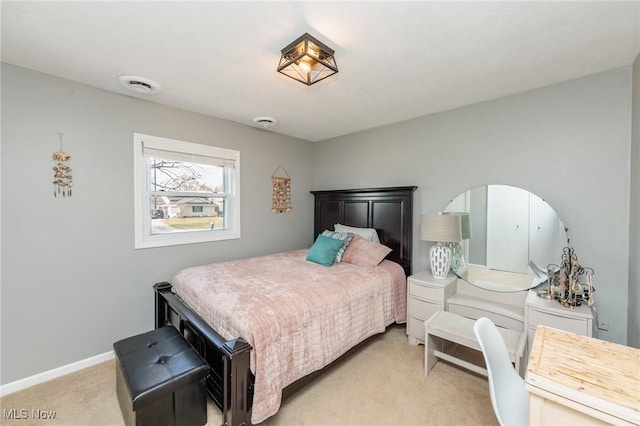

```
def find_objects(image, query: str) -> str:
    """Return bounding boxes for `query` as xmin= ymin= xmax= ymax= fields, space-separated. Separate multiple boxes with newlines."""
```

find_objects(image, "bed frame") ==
xmin=154 ymin=186 xmax=416 ymax=426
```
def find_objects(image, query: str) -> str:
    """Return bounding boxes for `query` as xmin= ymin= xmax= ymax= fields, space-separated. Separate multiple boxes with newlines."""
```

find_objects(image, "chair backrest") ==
xmin=473 ymin=317 xmax=529 ymax=426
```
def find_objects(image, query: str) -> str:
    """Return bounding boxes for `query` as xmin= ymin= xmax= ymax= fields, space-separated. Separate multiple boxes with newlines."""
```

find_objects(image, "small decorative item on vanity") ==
xmin=271 ymin=165 xmax=292 ymax=213
xmin=539 ymin=247 xmax=595 ymax=307
xmin=420 ymin=213 xmax=462 ymax=279
xmin=52 ymin=133 xmax=73 ymax=197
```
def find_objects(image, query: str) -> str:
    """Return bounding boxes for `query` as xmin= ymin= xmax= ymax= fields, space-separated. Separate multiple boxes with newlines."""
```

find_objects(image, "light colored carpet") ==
xmin=0 ymin=325 xmax=497 ymax=425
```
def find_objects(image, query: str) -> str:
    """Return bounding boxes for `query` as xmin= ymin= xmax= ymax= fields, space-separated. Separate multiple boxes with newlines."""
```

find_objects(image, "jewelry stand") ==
xmin=538 ymin=247 xmax=595 ymax=307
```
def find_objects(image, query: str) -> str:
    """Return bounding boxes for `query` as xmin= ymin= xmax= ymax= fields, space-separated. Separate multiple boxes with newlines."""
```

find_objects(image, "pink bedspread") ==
xmin=171 ymin=249 xmax=406 ymax=424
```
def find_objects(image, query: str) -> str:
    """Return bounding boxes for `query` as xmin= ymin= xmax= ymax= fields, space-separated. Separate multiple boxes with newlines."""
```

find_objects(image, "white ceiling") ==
xmin=2 ymin=1 xmax=639 ymax=142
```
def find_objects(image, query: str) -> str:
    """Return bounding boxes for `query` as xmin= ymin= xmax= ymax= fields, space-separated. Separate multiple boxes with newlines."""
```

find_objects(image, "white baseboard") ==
xmin=0 ymin=351 xmax=114 ymax=397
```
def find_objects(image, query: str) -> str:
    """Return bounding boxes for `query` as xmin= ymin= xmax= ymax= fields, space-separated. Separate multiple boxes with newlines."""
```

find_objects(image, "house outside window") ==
xmin=134 ymin=133 xmax=240 ymax=248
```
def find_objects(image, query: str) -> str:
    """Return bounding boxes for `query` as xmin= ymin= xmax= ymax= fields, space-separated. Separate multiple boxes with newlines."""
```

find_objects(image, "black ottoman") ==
xmin=114 ymin=327 xmax=209 ymax=426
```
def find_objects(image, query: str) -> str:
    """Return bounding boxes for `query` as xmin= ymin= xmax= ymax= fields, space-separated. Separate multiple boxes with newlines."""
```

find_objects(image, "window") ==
xmin=134 ymin=133 xmax=240 ymax=248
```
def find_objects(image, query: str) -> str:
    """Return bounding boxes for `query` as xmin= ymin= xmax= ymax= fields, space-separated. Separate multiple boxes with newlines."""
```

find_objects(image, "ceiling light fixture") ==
xmin=117 ymin=74 xmax=161 ymax=95
xmin=277 ymin=33 xmax=338 ymax=86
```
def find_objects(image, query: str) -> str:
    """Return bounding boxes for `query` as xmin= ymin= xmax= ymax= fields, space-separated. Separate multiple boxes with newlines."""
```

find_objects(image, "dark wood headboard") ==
xmin=310 ymin=186 xmax=417 ymax=276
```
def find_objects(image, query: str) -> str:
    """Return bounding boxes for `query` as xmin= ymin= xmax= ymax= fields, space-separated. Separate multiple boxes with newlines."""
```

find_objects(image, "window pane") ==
xmin=146 ymin=156 xmax=227 ymax=235
xmin=150 ymin=196 xmax=226 ymax=234
xmin=147 ymin=157 xmax=225 ymax=194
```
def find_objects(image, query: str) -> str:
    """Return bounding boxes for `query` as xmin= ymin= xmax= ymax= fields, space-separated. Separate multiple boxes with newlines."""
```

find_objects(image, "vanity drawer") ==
xmin=448 ymin=302 xmax=524 ymax=332
xmin=409 ymin=297 xmax=440 ymax=321
xmin=528 ymin=309 xmax=590 ymax=335
xmin=409 ymin=282 xmax=441 ymax=302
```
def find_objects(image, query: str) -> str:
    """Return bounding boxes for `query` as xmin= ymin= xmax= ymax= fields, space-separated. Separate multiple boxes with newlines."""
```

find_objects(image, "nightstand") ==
xmin=406 ymin=269 xmax=457 ymax=345
xmin=524 ymin=290 xmax=595 ymax=364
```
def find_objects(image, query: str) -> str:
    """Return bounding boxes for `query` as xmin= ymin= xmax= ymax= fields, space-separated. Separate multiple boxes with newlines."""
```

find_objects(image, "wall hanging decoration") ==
xmin=271 ymin=165 xmax=291 ymax=213
xmin=539 ymin=247 xmax=595 ymax=307
xmin=52 ymin=132 xmax=73 ymax=197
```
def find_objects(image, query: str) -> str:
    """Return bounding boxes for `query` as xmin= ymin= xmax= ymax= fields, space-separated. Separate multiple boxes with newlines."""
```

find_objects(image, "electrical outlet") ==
xmin=597 ymin=320 xmax=609 ymax=331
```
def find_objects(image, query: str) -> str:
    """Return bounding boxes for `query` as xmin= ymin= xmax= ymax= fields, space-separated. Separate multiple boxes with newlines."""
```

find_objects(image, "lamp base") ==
xmin=446 ymin=242 xmax=468 ymax=276
xmin=430 ymin=243 xmax=452 ymax=279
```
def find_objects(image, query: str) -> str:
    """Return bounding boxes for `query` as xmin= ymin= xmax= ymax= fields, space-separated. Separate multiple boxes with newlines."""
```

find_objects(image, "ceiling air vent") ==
xmin=117 ymin=75 xmax=161 ymax=94
xmin=253 ymin=117 xmax=278 ymax=128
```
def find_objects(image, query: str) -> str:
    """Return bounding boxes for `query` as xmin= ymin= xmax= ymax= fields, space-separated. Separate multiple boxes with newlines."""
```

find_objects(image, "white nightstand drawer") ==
xmin=409 ymin=298 xmax=440 ymax=321
xmin=528 ymin=309 xmax=589 ymax=335
xmin=407 ymin=316 xmax=426 ymax=343
xmin=409 ymin=282 xmax=441 ymax=301
xmin=406 ymin=270 xmax=456 ymax=345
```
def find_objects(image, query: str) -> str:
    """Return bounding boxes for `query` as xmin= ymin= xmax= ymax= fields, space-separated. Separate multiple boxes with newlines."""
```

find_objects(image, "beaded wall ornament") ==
xmin=52 ymin=133 xmax=73 ymax=197
xmin=271 ymin=165 xmax=291 ymax=213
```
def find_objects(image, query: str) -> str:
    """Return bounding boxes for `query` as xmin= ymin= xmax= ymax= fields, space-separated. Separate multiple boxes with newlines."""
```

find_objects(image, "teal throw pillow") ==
xmin=306 ymin=234 xmax=346 ymax=267
xmin=321 ymin=230 xmax=354 ymax=262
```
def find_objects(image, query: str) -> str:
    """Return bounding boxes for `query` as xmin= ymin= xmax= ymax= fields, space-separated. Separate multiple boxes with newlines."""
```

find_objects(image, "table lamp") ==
xmin=420 ymin=213 xmax=462 ymax=279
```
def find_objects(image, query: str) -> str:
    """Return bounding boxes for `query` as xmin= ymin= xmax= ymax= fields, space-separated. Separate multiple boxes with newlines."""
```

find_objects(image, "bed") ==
xmin=154 ymin=186 xmax=416 ymax=425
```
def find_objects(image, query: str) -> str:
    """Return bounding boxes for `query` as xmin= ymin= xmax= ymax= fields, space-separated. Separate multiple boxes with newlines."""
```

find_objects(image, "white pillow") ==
xmin=334 ymin=223 xmax=380 ymax=243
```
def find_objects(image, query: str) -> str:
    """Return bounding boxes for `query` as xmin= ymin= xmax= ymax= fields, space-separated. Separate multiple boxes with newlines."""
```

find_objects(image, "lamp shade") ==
xmin=420 ymin=214 xmax=462 ymax=243
xmin=444 ymin=212 xmax=472 ymax=239
xmin=277 ymin=33 xmax=338 ymax=86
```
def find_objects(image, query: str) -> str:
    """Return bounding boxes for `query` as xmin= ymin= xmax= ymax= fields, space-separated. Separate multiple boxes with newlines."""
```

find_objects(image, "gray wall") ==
xmin=1 ymin=64 xmax=315 ymax=384
xmin=2 ymin=61 xmax=636 ymax=386
xmin=313 ymin=68 xmax=633 ymax=345
xmin=629 ymin=54 xmax=640 ymax=349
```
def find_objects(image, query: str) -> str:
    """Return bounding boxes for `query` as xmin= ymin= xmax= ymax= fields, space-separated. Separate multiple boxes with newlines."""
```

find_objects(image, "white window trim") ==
xmin=133 ymin=133 xmax=240 ymax=249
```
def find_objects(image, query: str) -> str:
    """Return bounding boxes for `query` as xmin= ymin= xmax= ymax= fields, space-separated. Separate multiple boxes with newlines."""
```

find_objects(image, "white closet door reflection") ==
xmin=486 ymin=185 xmax=530 ymax=274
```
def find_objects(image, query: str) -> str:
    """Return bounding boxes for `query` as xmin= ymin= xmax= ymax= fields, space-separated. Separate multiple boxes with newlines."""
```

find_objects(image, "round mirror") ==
xmin=444 ymin=185 xmax=568 ymax=291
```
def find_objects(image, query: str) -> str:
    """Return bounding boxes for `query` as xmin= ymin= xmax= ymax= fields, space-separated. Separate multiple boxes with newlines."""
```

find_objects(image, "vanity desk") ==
xmin=445 ymin=281 xmax=595 ymax=360
xmin=407 ymin=273 xmax=596 ymax=377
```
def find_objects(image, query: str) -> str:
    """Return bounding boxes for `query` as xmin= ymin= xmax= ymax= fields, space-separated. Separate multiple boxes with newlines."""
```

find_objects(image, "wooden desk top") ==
xmin=526 ymin=326 xmax=640 ymax=425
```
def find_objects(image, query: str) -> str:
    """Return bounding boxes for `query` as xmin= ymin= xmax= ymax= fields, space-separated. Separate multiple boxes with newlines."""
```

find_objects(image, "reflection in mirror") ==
xmin=444 ymin=185 xmax=568 ymax=292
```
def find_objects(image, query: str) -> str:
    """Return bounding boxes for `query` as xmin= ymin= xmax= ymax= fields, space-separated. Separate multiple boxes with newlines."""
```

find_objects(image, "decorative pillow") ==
xmin=342 ymin=234 xmax=392 ymax=267
xmin=306 ymin=234 xmax=346 ymax=267
xmin=321 ymin=230 xmax=354 ymax=262
xmin=334 ymin=223 xmax=380 ymax=243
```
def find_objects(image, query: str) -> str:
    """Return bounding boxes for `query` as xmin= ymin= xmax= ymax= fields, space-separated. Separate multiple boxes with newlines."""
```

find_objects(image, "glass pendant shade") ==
xmin=277 ymin=33 xmax=338 ymax=86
